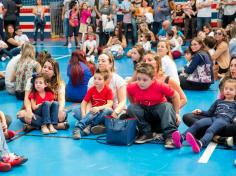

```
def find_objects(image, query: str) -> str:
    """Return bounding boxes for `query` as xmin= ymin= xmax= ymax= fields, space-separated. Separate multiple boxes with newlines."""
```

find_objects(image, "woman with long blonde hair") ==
xmin=11 ymin=42 xmax=41 ymax=100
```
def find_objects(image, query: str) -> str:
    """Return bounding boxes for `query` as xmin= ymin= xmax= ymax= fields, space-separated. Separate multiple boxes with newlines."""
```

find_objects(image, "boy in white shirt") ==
xmin=83 ymin=33 xmax=97 ymax=62
xmin=14 ymin=27 xmax=29 ymax=44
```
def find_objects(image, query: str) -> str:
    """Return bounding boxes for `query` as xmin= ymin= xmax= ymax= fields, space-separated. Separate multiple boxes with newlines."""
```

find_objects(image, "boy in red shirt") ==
xmin=127 ymin=62 xmax=180 ymax=148
xmin=73 ymin=69 xmax=113 ymax=139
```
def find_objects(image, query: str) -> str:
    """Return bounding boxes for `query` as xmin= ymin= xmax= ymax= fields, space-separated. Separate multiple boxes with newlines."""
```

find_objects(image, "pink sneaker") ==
xmin=186 ymin=132 xmax=201 ymax=153
xmin=172 ymin=131 xmax=182 ymax=148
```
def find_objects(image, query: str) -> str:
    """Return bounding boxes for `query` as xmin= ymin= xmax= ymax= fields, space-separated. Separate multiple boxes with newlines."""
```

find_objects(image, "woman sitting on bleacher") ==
xmin=66 ymin=50 xmax=95 ymax=102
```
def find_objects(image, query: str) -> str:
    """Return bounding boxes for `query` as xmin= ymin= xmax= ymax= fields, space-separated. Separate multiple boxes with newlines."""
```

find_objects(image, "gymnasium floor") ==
xmin=0 ymin=41 xmax=235 ymax=176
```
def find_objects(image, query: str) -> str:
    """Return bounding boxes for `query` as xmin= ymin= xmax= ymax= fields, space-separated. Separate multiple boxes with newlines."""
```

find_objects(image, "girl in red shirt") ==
xmin=28 ymin=73 xmax=58 ymax=134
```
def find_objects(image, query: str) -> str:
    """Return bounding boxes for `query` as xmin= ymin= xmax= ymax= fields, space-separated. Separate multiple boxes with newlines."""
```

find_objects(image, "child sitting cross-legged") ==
xmin=172 ymin=79 xmax=236 ymax=153
xmin=73 ymin=69 xmax=113 ymax=139
xmin=0 ymin=111 xmax=15 ymax=139
xmin=29 ymin=73 xmax=58 ymax=134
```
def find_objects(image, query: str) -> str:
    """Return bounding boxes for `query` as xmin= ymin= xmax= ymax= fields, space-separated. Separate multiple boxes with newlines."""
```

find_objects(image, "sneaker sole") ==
xmin=73 ymin=134 xmax=81 ymax=140
xmin=0 ymin=164 xmax=11 ymax=172
xmin=226 ymin=137 xmax=234 ymax=148
xmin=135 ymin=137 xmax=154 ymax=144
xmin=91 ymin=126 xmax=106 ymax=135
xmin=186 ymin=132 xmax=200 ymax=153
xmin=172 ymin=131 xmax=182 ymax=148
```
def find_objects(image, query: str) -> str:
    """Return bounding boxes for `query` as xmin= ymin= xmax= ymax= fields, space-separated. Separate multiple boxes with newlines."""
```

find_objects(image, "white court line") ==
xmin=198 ymin=142 xmax=218 ymax=164
xmin=36 ymin=45 xmax=76 ymax=48
xmin=54 ymin=55 xmax=71 ymax=60
xmin=0 ymin=54 xmax=71 ymax=72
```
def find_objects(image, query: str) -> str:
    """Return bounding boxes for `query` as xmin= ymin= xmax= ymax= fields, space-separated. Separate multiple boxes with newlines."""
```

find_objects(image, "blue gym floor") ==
xmin=0 ymin=41 xmax=235 ymax=176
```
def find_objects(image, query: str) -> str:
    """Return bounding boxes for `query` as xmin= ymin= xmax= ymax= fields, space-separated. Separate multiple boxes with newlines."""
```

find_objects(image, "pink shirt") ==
xmin=80 ymin=9 xmax=91 ymax=24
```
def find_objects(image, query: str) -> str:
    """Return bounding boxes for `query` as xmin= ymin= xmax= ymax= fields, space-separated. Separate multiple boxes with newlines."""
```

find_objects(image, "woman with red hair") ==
xmin=66 ymin=50 xmax=95 ymax=102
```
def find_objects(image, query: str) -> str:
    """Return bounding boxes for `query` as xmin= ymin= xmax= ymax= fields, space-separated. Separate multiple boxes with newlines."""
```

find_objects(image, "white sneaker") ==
xmin=226 ymin=137 xmax=234 ymax=148
xmin=1 ymin=56 xmax=6 ymax=61
xmin=68 ymin=43 xmax=72 ymax=48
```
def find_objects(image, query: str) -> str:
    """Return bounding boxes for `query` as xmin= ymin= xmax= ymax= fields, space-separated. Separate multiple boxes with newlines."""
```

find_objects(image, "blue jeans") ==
xmin=152 ymin=21 xmax=162 ymax=36
xmin=185 ymin=116 xmax=231 ymax=146
xmin=0 ymin=125 xmax=10 ymax=157
xmin=33 ymin=101 xmax=59 ymax=125
xmin=196 ymin=17 xmax=211 ymax=32
xmin=0 ymin=18 xmax=5 ymax=40
xmin=63 ymin=18 xmax=69 ymax=39
xmin=8 ymin=47 xmax=21 ymax=58
xmin=127 ymin=102 xmax=177 ymax=138
xmin=34 ymin=18 xmax=46 ymax=42
xmin=74 ymin=108 xmax=113 ymax=130
xmin=131 ymin=18 xmax=138 ymax=44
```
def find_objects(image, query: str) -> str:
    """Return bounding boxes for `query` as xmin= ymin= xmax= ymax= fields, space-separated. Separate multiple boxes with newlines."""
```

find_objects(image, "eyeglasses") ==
xmin=215 ymin=32 xmax=222 ymax=35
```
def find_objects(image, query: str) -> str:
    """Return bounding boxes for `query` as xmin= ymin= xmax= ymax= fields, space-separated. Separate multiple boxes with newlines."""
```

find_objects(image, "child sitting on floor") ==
xmin=29 ymin=73 xmax=58 ymax=134
xmin=0 ymin=111 xmax=15 ymax=139
xmin=73 ymin=69 xmax=113 ymax=139
xmin=82 ymin=33 xmax=97 ymax=62
xmin=172 ymin=79 xmax=236 ymax=153
xmin=14 ymin=27 xmax=29 ymax=44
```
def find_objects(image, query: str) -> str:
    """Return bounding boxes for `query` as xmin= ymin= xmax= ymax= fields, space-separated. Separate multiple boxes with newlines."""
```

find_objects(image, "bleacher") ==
xmin=19 ymin=0 xmax=221 ymax=38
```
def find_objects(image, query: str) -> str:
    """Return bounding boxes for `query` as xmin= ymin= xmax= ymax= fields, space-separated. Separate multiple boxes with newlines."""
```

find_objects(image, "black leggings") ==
xmin=179 ymin=75 xmax=211 ymax=90
xmin=0 ymin=77 xmax=5 ymax=90
xmin=183 ymin=113 xmax=236 ymax=139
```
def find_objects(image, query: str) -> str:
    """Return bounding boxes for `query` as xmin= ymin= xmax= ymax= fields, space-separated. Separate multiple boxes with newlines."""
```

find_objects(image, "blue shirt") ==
xmin=66 ymin=62 xmax=92 ymax=102
xmin=153 ymin=0 xmax=170 ymax=22
xmin=201 ymin=99 xmax=236 ymax=121
xmin=158 ymin=27 xmax=184 ymax=37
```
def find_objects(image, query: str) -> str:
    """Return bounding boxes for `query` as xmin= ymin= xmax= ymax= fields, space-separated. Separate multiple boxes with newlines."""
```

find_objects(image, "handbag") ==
xmin=104 ymin=20 xmax=115 ymax=33
xmin=145 ymin=12 xmax=154 ymax=24
xmin=104 ymin=115 xmax=137 ymax=146
xmin=187 ymin=53 xmax=213 ymax=84
xmin=173 ymin=17 xmax=184 ymax=24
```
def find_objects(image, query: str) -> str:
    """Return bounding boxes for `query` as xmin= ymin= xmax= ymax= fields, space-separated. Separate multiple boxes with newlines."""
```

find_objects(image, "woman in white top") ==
xmin=73 ymin=52 xmax=127 ymax=125
xmin=157 ymin=40 xmax=180 ymax=85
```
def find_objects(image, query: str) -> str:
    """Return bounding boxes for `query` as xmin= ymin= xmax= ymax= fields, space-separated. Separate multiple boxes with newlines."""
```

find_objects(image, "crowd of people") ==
xmin=0 ymin=0 xmax=236 ymax=172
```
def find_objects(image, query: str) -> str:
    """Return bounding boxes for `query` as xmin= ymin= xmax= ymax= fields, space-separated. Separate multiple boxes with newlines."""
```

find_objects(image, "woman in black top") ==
xmin=5 ymin=24 xmax=21 ymax=57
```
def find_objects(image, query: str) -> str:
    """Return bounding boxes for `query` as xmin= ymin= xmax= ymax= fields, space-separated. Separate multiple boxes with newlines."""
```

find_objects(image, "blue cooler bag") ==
xmin=104 ymin=116 xmax=137 ymax=146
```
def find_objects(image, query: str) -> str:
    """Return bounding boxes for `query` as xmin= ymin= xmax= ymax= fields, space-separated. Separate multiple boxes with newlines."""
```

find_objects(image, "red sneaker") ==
xmin=2 ymin=154 xmax=28 ymax=167
xmin=6 ymin=130 xmax=16 ymax=139
xmin=8 ymin=157 xmax=28 ymax=167
xmin=0 ymin=162 xmax=11 ymax=172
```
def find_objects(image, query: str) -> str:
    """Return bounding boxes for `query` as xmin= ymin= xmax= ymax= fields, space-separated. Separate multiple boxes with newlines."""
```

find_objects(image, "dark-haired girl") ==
xmin=29 ymin=73 xmax=58 ymax=134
